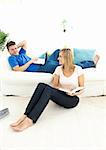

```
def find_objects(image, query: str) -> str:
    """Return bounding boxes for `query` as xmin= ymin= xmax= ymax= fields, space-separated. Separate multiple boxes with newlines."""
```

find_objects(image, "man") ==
xmin=6 ymin=41 xmax=60 ymax=73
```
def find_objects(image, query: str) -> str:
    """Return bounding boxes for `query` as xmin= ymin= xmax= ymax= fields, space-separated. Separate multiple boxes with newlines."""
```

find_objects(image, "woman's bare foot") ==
xmin=10 ymin=114 xmax=26 ymax=127
xmin=11 ymin=117 xmax=33 ymax=132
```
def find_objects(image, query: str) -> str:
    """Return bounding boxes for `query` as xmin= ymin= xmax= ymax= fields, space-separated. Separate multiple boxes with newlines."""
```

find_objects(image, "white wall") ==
xmin=0 ymin=0 xmax=106 ymax=56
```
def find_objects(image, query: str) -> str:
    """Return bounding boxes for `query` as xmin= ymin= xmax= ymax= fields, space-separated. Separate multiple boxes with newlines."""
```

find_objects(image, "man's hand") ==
xmin=17 ymin=40 xmax=27 ymax=50
xmin=28 ymin=58 xmax=38 ymax=65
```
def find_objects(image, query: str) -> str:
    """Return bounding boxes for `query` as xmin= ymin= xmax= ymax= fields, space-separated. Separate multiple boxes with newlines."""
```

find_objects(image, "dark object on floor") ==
xmin=0 ymin=108 xmax=9 ymax=119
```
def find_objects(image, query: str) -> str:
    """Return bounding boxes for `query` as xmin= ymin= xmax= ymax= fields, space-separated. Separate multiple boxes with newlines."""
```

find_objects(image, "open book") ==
xmin=59 ymin=87 xmax=84 ymax=94
xmin=33 ymin=58 xmax=45 ymax=65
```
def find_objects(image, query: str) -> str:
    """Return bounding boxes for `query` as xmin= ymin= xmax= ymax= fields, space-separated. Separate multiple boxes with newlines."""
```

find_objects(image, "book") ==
xmin=59 ymin=87 xmax=84 ymax=94
xmin=33 ymin=58 xmax=45 ymax=65
xmin=71 ymin=87 xmax=84 ymax=94
xmin=59 ymin=88 xmax=71 ymax=93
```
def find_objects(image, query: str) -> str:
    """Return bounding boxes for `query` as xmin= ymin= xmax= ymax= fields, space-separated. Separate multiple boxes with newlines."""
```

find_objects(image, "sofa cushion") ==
xmin=73 ymin=48 xmax=95 ymax=65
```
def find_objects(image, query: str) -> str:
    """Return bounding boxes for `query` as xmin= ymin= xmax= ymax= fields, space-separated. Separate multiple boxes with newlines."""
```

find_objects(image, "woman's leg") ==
xmin=24 ymin=83 xmax=47 ymax=115
xmin=28 ymin=86 xmax=79 ymax=123
xmin=51 ymin=90 xmax=79 ymax=108
xmin=12 ymin=85 xmax=79 ymax=131
xmin=10 ymin=114 xmax=27 ymax=127
xmin=10 ymin=83 xmax=47 ymax=127
xmin=11 ymin=83 xmax=50 ymax=131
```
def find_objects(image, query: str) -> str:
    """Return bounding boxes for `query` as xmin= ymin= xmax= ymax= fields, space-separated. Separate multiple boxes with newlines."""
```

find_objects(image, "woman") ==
xmin=10 ymin=48 xmax=84 ymax=132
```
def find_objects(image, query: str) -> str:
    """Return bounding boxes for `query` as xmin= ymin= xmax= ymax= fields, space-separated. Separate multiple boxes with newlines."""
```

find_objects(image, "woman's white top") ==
xmin=53 ymin=65 xmax=83 ymax=91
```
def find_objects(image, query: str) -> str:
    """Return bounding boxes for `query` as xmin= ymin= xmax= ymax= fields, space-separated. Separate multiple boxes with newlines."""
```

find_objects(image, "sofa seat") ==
xmin=81 ymin=67 xmax=106 ymax=97
xmin=83 ymin=67 xmax=106 ymax=80
xmin=1 ymin=70 xmax=52 ymax=96
xmin=1 ymin=68 xmax=105 ymax=97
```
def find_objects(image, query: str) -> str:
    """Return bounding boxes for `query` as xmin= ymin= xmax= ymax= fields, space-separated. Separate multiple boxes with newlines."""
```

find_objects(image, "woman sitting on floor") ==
xmin=10 ymin=48 xmax=84 ymax=132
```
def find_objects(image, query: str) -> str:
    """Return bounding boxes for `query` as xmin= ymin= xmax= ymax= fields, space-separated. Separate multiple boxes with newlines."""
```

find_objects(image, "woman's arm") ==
xmin=67 ymin=74 xmax=85 ymax=96
xmin=51 ymin=74 xmax=60 ymax=89
xmin=78 ymin=74 xmax=84 ymax=87
xmin=74 ymin=74 xmax=85 ymax=95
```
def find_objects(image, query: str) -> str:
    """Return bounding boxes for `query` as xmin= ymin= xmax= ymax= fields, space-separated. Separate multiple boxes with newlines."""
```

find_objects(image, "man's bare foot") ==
xmin=94 ymin=54 xmax=100 ymax=65
xmin=11 ymin=117 xmax=33 ymax=132
xmin=10 ymin=114 xmax=26 ymax=127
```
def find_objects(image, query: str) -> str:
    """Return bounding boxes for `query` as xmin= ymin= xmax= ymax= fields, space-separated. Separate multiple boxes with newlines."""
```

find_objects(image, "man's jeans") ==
xmin=38 ymin=49 xmax=60 ymax=73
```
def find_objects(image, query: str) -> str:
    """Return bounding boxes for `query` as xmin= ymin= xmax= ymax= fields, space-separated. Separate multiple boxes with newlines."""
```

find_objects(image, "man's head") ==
xmin=6 ymin=41 xmax=18 ymax=55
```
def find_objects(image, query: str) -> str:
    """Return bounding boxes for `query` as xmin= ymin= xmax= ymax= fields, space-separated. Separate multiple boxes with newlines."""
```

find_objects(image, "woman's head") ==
xmin=58 ymin=48 xmax=75 ymax=71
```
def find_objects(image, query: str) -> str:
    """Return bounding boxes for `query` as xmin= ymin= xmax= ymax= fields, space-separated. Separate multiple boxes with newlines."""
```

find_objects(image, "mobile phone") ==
xmin=0 ymin=108 xmax=9 ymax=119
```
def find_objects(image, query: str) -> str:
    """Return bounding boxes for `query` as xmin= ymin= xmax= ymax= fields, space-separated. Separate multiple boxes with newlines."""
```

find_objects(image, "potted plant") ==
xmin=0 ymin=30 xmax=8 ymax=51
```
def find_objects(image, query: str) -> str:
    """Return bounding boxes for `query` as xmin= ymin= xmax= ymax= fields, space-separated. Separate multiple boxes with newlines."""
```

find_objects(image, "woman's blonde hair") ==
xmin=61 ymin=48 xmax=75 ymax=72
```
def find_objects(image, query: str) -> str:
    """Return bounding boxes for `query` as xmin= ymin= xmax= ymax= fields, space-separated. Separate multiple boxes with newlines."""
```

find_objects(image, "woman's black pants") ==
xmin=24 ymin=83 xmax=79 ymax=123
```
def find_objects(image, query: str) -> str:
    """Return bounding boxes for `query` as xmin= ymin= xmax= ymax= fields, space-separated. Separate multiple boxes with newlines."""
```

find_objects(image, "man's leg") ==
xmin=94 ymin=54 xmax=100 ymax=65
xmin=47 ymin=49 xmax=60 ymax=61
xmin=38 ymin=49 xmax=60 ymax=73
xmin=77 ymin=61 xmax=95 ymax=69
xmin=38 ymin=60 xmax=59 ymax=73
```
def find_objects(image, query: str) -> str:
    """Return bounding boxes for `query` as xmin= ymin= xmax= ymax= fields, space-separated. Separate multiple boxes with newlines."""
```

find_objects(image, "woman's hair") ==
xmin=61 ymin=48 xmax=75 ymax=72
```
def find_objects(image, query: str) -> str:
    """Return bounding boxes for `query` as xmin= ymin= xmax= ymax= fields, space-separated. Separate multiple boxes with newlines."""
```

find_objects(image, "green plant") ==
xmin=0 ymin=30 xmax=8 ymax=51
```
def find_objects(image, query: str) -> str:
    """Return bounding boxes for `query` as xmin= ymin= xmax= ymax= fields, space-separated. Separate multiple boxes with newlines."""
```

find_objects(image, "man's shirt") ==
xmin=8 ymin=48 xmax=40 ymax=72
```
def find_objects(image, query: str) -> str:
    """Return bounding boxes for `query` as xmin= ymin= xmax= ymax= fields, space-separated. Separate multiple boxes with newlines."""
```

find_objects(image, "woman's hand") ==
xmin=52 ymin=74 xmax=60 ymax=88
xmin=66 ymin=89 xmax=84 ymax=96
xmin=66 ymin=92 xmax=75 ymax=96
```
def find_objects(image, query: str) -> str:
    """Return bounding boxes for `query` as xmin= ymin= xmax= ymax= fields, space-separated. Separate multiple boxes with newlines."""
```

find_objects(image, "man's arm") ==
xmin=13 ymin=59 xmax=37 ymax=72
xmin=17 ymin=40 xmax=27 ymax=50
